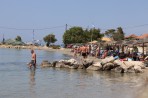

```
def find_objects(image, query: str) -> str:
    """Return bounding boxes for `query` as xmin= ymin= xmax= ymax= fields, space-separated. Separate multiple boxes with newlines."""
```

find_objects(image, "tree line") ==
xmin=2 ymin=26 xmax=125 ymax=46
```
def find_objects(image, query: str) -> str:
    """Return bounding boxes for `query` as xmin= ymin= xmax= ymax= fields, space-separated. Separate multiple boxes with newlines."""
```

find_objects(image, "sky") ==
xmin=0 ymin=0 xmax=148 ymax=44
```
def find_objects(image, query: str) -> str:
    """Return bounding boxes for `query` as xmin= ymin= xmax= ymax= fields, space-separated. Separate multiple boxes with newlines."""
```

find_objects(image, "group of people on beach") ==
xmin=72 ymin=44 xmax=148 ymax=62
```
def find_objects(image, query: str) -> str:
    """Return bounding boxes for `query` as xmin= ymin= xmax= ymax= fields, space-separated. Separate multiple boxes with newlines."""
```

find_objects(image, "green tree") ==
xmin=104 ymin=29 xmax=116 ymax=38
xmin=88 ymin=28 xmax=103 ymax=42
xmin=15 ymin=36 xmax=22 ymax=42
xmin=43 ymin=34 xmax=57 ymax=47
xmin=104 ymin=27 xmax=125 ymax=41
xmin=63 ymin=27 xmax=85 ymax=44
xmin=63 ymin=27 xmax=103 ymax=44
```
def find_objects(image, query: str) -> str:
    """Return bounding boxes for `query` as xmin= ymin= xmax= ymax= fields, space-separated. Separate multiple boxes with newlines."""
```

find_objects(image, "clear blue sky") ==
xmin=0 ymin=0 xmax=148 ymax=44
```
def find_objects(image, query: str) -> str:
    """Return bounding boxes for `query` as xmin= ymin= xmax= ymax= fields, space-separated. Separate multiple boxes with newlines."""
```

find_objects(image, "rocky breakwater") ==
xmin=41 ymin=56 xmax=147 ymax=73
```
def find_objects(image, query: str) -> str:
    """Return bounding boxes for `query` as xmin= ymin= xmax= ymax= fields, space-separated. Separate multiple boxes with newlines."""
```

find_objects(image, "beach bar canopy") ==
xmin=89 ymin=40 xmax=98 ymax=44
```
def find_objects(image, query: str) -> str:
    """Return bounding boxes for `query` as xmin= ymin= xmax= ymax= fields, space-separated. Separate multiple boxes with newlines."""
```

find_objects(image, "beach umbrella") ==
xmin=138 ymin=38 xmax=148 ymax=43
xmin=89 ymin=40 xmax=98 ymax=44
xmin=124 ymin=40 xmax=138 ymax=45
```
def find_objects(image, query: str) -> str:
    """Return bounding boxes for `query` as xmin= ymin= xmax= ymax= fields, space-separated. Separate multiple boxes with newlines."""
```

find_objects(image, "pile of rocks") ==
xmin=41 ymin=57 xmax=147 ymax=73
xmin=41 ymin=58 xmax=93 ymax=69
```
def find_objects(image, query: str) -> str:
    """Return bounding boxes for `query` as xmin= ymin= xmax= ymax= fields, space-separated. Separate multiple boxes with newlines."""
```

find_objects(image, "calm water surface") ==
xmin=0 ymin=48 xmax=144 ymax=98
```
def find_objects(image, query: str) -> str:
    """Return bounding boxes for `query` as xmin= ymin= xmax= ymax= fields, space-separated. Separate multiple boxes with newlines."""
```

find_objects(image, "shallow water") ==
xmin=0 ymin=48 xmax=145 ymax=98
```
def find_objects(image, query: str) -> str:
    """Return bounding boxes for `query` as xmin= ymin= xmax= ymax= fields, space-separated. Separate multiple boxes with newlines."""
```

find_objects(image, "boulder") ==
xmin=103 ymin=63 xmax=114 ymax=71
xmin=134 ymin=65 xmax=143 ymax=73
xmin=101 ymin=56 xmax=115 ymax=65
xmin=144 ymin=61 xmax=148 ymax=67
xmin=41 ymin=60 xmax=52 ymax=67
xmin=93 ymin=62 xmax=102 ymax=67
xmin=55 ymin=62 xmax=65 ymax=68
xmin=133 ymin=61 xmax=145 ymax=69
xmin=87 ymin=65 xmax=101 ymax=71
xmin=78 ymin=64 xmax=85 ymax=69
xmin=113 ymin=60 xmax=123 ymax=66
xmin=111 ymin=66 xmax=124 ymax=73
xmin=59 ymin=59 xmax=78 ymax=66
xmin=127 ymin=67 xmax=135 ymax=73
xmin=69 ymin=64 xmax=79 ymax=69
xmin=52 ymin=61 xmax=58 ymax=67
xmin=123 ymin=61 xmax=134 ymax=69
xmin=82 ymin=59 xmax=93 ymax=68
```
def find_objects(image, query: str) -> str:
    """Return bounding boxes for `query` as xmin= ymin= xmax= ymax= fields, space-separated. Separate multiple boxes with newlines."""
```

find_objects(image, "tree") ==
xmin=104 ymin=27 xmax=125 ymax=41
xmin=43 ymin=34 xmax=57 ymax=47
xmin=104 ymin=29 xmax=116 ymax=38
xmin=87 ymin=28 xmax=104 ymax=42
xmin=63 ymin=27 xmax=85 ymax=44
xmin=15 ymin=36 xmax=22 ymax=42
xmin=63 ymin=26 xmax=103 ymax=44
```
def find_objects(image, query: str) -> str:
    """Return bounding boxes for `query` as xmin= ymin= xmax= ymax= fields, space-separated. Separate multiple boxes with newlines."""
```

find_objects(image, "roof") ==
xmin=137 ymin=34 xmax=148 ymax=39
xmin=125 ymin=34 xmax=138 ymax=39
xmin=125 ymin=33 xmax=148 ymax=39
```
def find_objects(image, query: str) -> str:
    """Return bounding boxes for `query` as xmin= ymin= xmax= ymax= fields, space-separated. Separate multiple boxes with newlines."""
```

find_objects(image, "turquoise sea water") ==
xmin=0 ymin=48 xmax=144 ymax=98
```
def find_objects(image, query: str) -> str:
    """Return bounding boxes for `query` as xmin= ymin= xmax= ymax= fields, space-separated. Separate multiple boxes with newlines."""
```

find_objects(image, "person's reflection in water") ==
xmin=29 ymin=68 xmax=36 ymax=97
xmin=30 ymin=68 xmax=36 ymax=85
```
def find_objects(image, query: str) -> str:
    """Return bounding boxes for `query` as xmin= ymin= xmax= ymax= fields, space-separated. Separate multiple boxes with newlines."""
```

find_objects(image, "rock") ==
xmin=55 ymin=62 xmax=65 ymax=68
xmin=78 ymin=64 xmax=85 ymax=69
xmin=103 ymin=63 xmax=114 ymax=71
xmin=111 ymin=66 xmax=124 ymax=73
xmin=127 ymin=67 xmax=135 ymax=73
xmin=63 ymin=64 xmax=70 ymax=68
xmin=87 ymin=65 xmax=101 ymax=71
xmin=133 ymin=61 xmax=145 ymax=69
xmin=67 ymin=59 xmax=77 ymax=64
xmin=123 ymin=61 xmax=134 ymax=69
xmin=52 ymin=61 xmax=58 ymax=67
xmin=101 ymin=56 xmax=115 ymax=65
xmin=134 ymin=65 xmax=143 ymax=73
xmin=59 ymin=59 xmax=78 ymax=66
xmin=82 ymin=59 xmax=93 ymax=68
xmin=144 ymin=61 xmax=148 ymax=67
xmin=41 ymin=60 xmax=52 ymax=67
xmin=93 ymin=62 xmax=102 ymax=67
xmin=69 ymin=64 xmax=79 ymax=69
xmin=113 ymin=60 xmax=128 ymax=73
xmin=113 ymin=60 xmax=123 ymax=66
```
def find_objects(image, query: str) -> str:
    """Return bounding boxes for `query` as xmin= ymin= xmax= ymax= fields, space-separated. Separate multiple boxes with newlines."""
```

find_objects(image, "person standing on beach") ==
xmin=73 ymin=47 xmax=78 ymax=58
xmin=81 ymin=45 xmax=87 ymax=59
xmin=29 ymin=49 xmax=36 ymax=69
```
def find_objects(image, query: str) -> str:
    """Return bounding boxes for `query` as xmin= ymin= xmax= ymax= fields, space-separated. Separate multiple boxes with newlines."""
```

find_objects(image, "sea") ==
xmin=0 ymin=48 xmax=145 ymax=98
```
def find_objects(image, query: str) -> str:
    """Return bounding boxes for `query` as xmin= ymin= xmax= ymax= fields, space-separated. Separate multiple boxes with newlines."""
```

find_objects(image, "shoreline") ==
xmin=0 ymin=44 xmax=102 ymax=62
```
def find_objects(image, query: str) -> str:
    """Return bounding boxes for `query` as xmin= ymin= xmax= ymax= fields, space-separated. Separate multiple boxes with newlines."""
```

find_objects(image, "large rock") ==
xmin=69 ymin=64 xmax=79 ymax=69
xmin=82 ymin=59 xmax=93 ymax=68
xmin=52 ymin=61 xmax=58 ymax=67
xmin=132 ymin=61 xmax=145 ymax=69
xmin=103 ymin=63 xmax=114 ymax=71
xmin=127 ymin=67 xmax=135 ymax=73
xmin=134 ymin=65 xmax=143 ymax=73
xmin=111 ymin=66 xmax=124 ymax=73
xmin=78 ymin=64 xmax=85 ymax=69
xmin=41 ymin=60 xmax=52 ymax=67
xmin=93 ymin=62 xmax=102 ymax=67
xmin=55 ymin=62 xmax=65 ymax=68
xmin=59 ymin=59 xmax=78 ymax=66
xmin=87 ymin=65 xmax=101 ymax=71
xmin=101 ymin=56 xmax=115 ymax=65
xmin=123 ymin=61 xmax=134 ymax=69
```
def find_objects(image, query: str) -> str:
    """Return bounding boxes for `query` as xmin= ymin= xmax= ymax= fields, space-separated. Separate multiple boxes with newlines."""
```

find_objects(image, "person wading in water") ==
xmin=29 ymin=49 xmax=36 ymax=69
